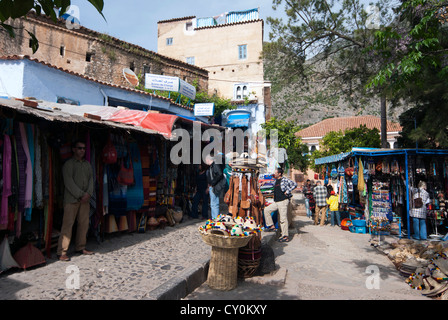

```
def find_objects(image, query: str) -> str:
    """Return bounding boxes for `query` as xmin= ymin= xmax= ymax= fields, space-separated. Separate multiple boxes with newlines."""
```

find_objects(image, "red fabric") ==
xmin=140 ymin=113 xmax=177 ymax=138
xmin=108 ymin=110 xmax=177 ymax=138
xmin=108 ymin=109 xmax=148 ymax=126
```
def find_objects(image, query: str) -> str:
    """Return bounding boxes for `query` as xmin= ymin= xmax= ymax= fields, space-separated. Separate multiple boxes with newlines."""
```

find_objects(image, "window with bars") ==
xmin=238 ymin=44 xmax=247 ymax=60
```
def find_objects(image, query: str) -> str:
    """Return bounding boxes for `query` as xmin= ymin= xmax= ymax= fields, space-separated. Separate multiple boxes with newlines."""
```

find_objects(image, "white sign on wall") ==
xmin=145 ymin=74 xmax=179 ymax=92
xmin=194 ymin=103 xmax=215 ymax=116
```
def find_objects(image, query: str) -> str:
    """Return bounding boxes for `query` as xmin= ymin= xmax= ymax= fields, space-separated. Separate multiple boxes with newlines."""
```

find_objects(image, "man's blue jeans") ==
xmin=412 ymin=217 xmax=427 ymax=240
xmin=305 ymin=198 xmax=312 ymax=218
xmin=209 ymin=186 xmax=220 ymax=220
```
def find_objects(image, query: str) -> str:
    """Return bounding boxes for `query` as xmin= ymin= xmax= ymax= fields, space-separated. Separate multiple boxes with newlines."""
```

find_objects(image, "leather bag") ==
xmin=117 ymin=158 xmax=134 ymax=186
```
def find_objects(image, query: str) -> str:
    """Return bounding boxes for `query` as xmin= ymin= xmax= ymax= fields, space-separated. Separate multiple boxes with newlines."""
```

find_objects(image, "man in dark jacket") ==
xmin=205 ymin=155 xmax=225 ymax=219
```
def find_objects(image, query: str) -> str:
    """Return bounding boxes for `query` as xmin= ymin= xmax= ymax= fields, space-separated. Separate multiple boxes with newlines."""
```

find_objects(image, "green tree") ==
xmin=368 ymin=0 xmax=448 ymax=90
xmin=309 ymin=125 xmax=381 ymax=170
xmin=367 ymin=0 xmax=448 ymax=148
xmin=0 ymin=0 xmax=105 ymax=53
xmin=264 ymin=0 xmax=396 ymax=147
xmin=261 ymin=117 xmax=309 ymax=171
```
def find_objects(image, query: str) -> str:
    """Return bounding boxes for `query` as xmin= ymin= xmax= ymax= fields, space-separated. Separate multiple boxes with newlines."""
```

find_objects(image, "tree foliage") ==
xmin=367 ymin=0 xmax=448 ymax=148
xmin=261 ymin=117 xmax=310 ymax=171
xmin=0 ymin=0 xmax=105 ymax=53
xmin=264 ymin=0 xmax=390 ymax=106
xmin=368 ymin=0 xmax=448 ymax=90
xmin=309 ymin=125 xmax=381 ymax=170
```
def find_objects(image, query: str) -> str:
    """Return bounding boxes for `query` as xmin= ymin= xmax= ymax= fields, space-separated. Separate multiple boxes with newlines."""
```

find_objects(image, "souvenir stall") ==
xmin=0 ymin=99 xmax=204 ymax=274
xmin=315 ymin=148 xmax=448 ymax=240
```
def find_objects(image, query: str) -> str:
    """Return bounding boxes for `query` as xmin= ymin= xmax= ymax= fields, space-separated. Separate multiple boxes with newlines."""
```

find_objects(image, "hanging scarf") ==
xmin=126 ymin=142 xmax=144 ymax=211
xmin=19 ymin=123 xmax=33 ymax=215
xmin=342 ymin=176 xmax=348 ymax=203
xmin=34 ymin=127 xmax=43 ymax=209
xmin=24 ymin=123 xmax=35 ymax=221
xmin=1 ymin=135 xmax=12 ymax=225
xmin=14 ymin=123 xmax=26 ymax=214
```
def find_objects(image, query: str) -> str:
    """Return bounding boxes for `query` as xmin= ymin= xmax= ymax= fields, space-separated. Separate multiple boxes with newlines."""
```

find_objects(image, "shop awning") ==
xmin=315 ymin=148 xmax=448 ymax=165
xmin=37 ymin=101 xmax=220 ymax=139
xmin=314 ymin=151 xmax=352 ymax=165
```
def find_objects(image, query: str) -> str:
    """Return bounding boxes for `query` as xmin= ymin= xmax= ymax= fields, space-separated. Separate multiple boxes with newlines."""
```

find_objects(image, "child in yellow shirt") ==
xmin=326 ymin=191 xmax=341 ymax=227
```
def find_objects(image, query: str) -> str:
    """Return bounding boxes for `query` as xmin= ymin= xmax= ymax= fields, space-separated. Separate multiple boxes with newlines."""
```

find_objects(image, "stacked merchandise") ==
xmin=259 ymin=173 xmax=275 ymax=208
xmin=370 ymin=180 xmax=392 ymax=235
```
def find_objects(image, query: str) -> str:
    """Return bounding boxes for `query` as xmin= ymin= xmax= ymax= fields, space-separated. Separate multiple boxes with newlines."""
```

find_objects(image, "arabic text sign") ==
xmin=179 ymin=79 xmax=196 ymax=100
xmin=194 ymin=103 xmax=215 ymax=116
xmin=145 ymin=74 xmax=179 ymax=92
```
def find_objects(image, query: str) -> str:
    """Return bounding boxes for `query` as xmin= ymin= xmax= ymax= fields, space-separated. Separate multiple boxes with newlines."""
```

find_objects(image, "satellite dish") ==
xmin=123 ymin=68 xmax=139 ymax=87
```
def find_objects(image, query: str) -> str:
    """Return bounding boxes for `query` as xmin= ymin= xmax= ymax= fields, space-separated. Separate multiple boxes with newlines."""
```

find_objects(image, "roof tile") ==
xmin=297 ymin=116 xmax=402 ymax=138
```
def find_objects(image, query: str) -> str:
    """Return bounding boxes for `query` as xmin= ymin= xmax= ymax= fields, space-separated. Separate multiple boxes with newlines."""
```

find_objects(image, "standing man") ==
xmin=57 ymin=140 xmax=94 ymax=261
xmin=191 ymin=164 xmax=209 ymax=219
xmin=313 ymin=180 xmax=328 ymax=226
xmin=263 ymin=168 xmax=297 ymax=242
xmin=205 ymin=154 xmax=225 ymax=220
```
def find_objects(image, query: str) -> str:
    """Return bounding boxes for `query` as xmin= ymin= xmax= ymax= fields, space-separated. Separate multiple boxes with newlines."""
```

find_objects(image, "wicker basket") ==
xmin=238 ymin=248 xmax=261 ymax=278
xmin=199 ymin=228 xmax=253 ymax=249
xmin=199 ymin=228 xmax=253 ymax=291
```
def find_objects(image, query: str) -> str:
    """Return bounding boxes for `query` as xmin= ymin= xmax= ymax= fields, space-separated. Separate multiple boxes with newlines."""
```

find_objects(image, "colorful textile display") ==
xmin=126 ymin=142 xmax=144 ymax=211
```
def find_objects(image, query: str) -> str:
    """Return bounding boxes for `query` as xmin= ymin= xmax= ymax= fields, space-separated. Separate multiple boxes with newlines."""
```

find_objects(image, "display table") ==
xmin=200 ymin=229 xmax=253 ymax=291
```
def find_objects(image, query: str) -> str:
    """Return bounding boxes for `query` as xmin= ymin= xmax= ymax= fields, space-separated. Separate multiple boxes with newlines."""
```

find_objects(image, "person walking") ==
xmin=205 ymin=155 xmax=226 ymax=220
xmin=57 ymin=140 xmax=94 ymax=261
xmin=313 ymin=180 xmax=328 ymax=226
xmin=410 ymin=180 xmax=430 ymax=241
xmin=191 ymin=164 xmax=209 ymax=219
xmin=326 ymin=191 xmax=341 ymax=227
xmin=303 ymin=179 xmax=314 ymax=219
xmin=263 ymin=168 xmax=297 ymax=242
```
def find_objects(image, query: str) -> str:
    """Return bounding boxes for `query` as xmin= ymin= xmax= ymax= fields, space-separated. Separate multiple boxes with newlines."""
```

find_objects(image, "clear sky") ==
xmin=70 ymin=0 xmax=287 ymax=53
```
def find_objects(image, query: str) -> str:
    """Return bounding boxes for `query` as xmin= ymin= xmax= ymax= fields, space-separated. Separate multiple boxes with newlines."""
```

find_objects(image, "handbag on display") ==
xmin=117 ymin=158 xmax=134 ymax=186
xmin=102 ymin=136 xmax=118 ymax=164
xmin=345 ymin=158 xmax=354 ymax=177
